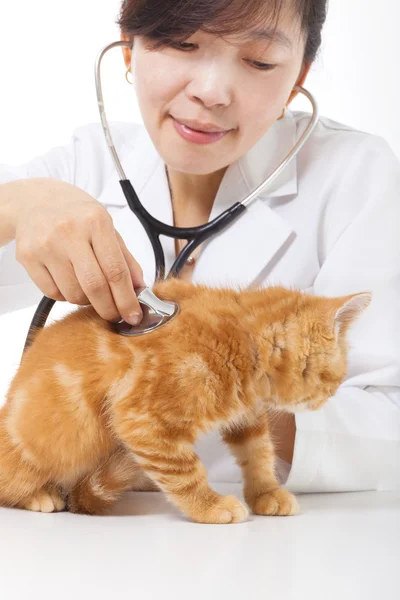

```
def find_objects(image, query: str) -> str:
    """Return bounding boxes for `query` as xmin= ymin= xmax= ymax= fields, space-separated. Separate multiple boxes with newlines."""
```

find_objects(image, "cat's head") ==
xmin=248 ymin=287 xmax=372 ymax=413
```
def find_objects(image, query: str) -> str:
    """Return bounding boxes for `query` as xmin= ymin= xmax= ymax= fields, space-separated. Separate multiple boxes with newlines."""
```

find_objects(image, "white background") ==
xmin=0 ymin=6 xmax=399 ymax=594
xmin=0 ymin=0 xmax=399 ymax=165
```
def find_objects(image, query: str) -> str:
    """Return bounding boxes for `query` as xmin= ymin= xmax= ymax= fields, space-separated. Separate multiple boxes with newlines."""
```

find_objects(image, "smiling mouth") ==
xmin=170 ymin=115 xmax=232 ymax=133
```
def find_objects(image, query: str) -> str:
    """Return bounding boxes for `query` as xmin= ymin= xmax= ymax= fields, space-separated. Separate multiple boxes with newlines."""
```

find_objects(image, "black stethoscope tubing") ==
xmin=21 ymin=40 xmax=319 ymax=356
xmin=119 ymin=179 xmax=246 ymax=281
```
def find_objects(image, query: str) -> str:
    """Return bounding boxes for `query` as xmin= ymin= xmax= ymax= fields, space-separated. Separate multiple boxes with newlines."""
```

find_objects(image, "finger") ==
xmin=91 ymin=226 xmax=143 ymax=325
xmin=22 ymin=263 xmax=66 ymax=302
xmin=69 ymin=242 xmax=122 ymax=322
xmin=116 ymin=231 xmax=146 ymax=289
xmin=43 ymin=256 xmax=90 ymax=306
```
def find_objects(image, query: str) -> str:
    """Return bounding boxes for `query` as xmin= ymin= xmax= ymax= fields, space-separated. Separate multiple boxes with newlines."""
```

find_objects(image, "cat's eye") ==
xmin=321 ymin=334 xmax=334 ymax=341
xmin=320 ymin=370 xmax=334 ymax=383
xmin=301 ymin=360 xmax=309 ymax=378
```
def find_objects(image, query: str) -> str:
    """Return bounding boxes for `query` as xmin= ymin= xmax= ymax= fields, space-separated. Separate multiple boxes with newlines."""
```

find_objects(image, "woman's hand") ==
xmin=13 ymin=178 xmax=145 ymax=325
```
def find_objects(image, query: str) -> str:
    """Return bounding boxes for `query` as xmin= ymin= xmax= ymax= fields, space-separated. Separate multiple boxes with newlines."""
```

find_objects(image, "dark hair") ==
xmin=116 ymin=0 xmax=328 ymax=67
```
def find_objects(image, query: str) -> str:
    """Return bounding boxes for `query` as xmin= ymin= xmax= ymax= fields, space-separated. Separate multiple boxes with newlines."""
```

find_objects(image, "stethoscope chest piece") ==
xmin=111 ymin=287 xmax=180 ymax=337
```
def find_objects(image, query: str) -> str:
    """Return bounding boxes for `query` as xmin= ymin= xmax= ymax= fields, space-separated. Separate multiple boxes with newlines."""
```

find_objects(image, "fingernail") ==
xmin=127 ymin=312 xmax=142 ymax=326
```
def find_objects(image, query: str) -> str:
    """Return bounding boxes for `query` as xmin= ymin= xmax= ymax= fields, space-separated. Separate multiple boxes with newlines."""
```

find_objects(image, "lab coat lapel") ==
xmin=102 ymin=111 xmax=298 ymax=288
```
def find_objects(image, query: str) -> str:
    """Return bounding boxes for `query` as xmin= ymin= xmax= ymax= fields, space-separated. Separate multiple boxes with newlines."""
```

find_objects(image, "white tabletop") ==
xmin=0 ymin=484 xmax=398 ymax=600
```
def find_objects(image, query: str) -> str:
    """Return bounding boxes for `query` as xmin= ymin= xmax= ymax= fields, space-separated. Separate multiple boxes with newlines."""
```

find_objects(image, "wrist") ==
xmin=0 ymin=178 xmax=58 ymax=247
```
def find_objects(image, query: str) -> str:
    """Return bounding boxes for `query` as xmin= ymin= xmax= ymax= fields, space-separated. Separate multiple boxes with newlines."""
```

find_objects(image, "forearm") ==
xmin=284 ymin=386 xmax=400 ymax=493
xmin=0 ymin=180 xmax=20 ymax=247
xmin=268 ymin=411 xmax=296 ymax=464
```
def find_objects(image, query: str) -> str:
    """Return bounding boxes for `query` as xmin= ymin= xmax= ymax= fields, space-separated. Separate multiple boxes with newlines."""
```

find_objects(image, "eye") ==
xmin=247 ymin=60 xmax=276 ymax=71
xmin=170 ymin=43 xmax=276 ymax=71
xmin=170 ymin=42 xmax=197 ymax=51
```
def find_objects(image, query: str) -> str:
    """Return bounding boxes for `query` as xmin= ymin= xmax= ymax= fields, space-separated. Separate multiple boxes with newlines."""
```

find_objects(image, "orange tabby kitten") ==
xmin=0 ymin=279 xmax=371 ymax=523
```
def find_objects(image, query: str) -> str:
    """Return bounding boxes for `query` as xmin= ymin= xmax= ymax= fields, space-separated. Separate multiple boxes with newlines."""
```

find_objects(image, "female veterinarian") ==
xmin=0 ymin=0 xmax=399 ymax=492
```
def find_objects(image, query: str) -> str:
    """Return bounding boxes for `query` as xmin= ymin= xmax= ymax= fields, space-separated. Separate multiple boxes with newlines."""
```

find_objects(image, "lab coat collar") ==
xmin=106 ymin=110 xmax=298 ymax=287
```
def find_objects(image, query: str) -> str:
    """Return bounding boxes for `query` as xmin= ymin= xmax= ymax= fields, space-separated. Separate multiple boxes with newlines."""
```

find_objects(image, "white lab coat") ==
xmin=0 ymin=109 xmax=399 ymax=492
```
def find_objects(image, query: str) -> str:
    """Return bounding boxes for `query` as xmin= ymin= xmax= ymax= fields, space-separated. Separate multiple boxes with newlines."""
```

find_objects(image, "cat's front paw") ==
xmin=251 ymin=488 xmax=300 ymax=516
xmin=192 ymin=494 xmax=249 ymax=524
xmin=21 ymin=488 xmax=66 ymax=513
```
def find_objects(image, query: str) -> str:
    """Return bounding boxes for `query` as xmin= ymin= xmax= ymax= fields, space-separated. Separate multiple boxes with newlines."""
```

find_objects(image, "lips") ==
xmin=171 ymin=116 xmax=229 ymax=133
xmin=170 ymin=116 xmax=231 ymax=145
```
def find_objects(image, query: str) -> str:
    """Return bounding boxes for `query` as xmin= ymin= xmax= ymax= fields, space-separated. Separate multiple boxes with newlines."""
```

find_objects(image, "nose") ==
xmin=186 ymin=60 xmax=232 ymax=109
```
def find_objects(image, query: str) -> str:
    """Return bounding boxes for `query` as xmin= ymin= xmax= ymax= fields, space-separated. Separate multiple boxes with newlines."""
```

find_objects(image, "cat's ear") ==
xmin=333 ymin=292 xmax=372 ymax=336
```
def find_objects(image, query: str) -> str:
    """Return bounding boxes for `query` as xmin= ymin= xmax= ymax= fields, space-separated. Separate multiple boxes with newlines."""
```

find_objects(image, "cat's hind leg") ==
xmin=20 ymin=483 xmax=66 ymax=513
xmin=67 ymin=446 xmax=141 ymax=515
xmin=0 ymin=419 xmax=65 ymax=512
xmin=0 ymin=468 xmax=65 ymax=513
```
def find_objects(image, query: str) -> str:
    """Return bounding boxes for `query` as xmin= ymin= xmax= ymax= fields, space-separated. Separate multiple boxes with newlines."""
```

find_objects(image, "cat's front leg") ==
xmin=115 ymin=421 xmax=248 ymax=524
xmin=220 ymin=410 xmax=300 ymax=516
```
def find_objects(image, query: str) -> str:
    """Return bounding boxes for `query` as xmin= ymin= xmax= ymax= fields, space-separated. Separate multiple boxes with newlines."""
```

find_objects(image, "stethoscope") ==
xmin=22 ymin=40 xmax=319 ymax=356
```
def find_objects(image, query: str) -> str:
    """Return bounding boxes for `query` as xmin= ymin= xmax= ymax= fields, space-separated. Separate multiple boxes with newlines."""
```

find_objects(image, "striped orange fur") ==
xmin=0 ymin=279 xmax=370 ymax=523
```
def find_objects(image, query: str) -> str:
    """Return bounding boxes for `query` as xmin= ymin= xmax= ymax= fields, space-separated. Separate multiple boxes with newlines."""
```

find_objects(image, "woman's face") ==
xmin=124 ymin=13 xmax=308 ymax=175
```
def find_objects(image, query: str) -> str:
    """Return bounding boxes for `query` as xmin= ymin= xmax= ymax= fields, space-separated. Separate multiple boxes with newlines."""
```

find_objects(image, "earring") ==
xmin=278 ymin=106 xmax=287 ymax=120
xmin=125 ymin=68 xmax=133 ymax=85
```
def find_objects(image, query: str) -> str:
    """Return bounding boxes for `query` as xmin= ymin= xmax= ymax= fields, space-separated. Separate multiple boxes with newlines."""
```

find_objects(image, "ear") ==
xmin=334 ymin=292 xmax=372 ymax=336
xmin=120 ymin=33 xmax=134 ymax=70
xmin=287 ymin=61 xmax=312 ymax=105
